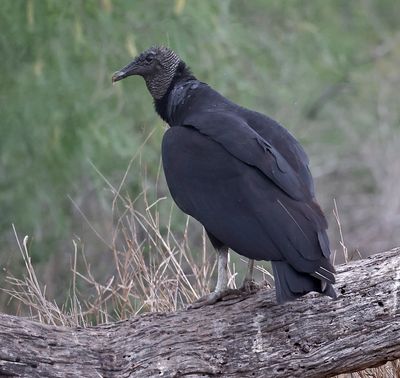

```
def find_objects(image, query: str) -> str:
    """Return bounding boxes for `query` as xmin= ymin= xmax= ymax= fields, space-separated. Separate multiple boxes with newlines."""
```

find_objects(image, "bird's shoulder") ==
xmin=172 ymin=85 xmax=314 ymax=199
xmin=178 ymin=85 xmax=310 ymax=170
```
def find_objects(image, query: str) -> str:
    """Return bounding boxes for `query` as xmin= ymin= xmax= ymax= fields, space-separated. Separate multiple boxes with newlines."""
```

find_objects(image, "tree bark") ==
xmin=1 ymin=249 xmax=400 ymax=378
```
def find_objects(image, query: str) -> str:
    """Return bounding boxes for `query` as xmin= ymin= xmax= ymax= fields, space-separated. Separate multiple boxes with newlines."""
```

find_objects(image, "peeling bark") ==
xmin=1 ymin=249 xmax=400 ymax=377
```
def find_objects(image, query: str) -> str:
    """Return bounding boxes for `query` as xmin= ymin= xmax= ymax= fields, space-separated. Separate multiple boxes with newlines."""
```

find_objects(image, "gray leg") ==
xmin=188 ymin=247 xmax=239 ymax=309
xmin=188 ymin=252 xmax=259 ymax=309
xmin=240 ymin=259 xmax=258 ymax=292
xmin=244 ymin=259 xmax=254 ymax=282
xmin=215 ymin=247 xmax=229 ymax=292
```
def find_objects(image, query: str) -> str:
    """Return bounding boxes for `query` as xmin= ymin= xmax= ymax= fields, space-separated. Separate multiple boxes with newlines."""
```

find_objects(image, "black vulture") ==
xmin=112 ymin=46 xmax=336 ymax=307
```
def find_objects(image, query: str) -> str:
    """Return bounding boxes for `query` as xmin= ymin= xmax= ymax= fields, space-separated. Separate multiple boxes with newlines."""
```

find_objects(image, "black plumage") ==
xmin=112 ymin=46 xmax=336 ymax=304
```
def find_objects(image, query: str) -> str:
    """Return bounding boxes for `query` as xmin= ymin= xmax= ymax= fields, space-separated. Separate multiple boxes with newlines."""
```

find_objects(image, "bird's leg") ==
xmin=240 ymin=259 xmax=258 ymax=293
xmin=245 ymin=259 xmax=254 ymax=282
xmin=188 ymin=247 xmax=239 ymax=309
xmin=215 ymin=246 xmax=229 ymax=292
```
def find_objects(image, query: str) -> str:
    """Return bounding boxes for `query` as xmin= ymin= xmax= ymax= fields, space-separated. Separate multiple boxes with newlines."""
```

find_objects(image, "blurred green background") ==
xmin=1 ymin=0 xmax=400 ymax=312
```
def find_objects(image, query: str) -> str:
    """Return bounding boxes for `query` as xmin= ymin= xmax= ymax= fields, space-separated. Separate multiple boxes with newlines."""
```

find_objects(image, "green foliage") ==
xmin=1 ymin=0 xmax=400 ymax=266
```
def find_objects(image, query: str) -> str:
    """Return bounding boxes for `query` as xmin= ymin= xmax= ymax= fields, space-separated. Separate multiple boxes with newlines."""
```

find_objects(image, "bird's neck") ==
xmin=154 ymin=61 xmax=196 ymax=124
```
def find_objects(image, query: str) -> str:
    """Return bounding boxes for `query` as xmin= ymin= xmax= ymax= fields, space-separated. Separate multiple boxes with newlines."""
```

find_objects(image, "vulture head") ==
xmin=112 ymin=46 xmax=181 ymax=99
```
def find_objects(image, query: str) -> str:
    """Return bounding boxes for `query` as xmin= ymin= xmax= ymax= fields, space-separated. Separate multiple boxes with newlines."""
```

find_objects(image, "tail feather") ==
xmin=310 ymin=259 xmax=336 ymax=285
xmin=272 ymin=261 xmax=336 ymax=303
xmin=318 ymin=230 xmax=331 ymax=259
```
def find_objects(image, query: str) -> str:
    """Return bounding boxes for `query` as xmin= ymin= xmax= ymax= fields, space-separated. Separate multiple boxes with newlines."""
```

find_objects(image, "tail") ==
xmin=272 ymin=260 xmax=337 ymax=304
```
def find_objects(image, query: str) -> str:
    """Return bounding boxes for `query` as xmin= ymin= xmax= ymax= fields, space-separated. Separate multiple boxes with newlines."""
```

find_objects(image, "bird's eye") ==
xmin=145 ymin=54 xmax=154 ymax=63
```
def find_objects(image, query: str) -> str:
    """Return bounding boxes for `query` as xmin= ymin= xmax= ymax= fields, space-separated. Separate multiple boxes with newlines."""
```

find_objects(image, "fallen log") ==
xmin=1 ymin=248 xmax=400 ymax=377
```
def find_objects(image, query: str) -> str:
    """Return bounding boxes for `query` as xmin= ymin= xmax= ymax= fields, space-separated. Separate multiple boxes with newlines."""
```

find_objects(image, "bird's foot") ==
xmin=188 ymin=288 xmax=244 ymax=310
xmin=240 ymin=278 xmax=259 ymax=294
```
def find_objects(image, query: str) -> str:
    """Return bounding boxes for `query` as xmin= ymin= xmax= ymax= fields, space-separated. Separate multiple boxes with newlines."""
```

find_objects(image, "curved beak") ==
xmin=112 ymin=60 xmax=141 ymax=83
xmin=111 ymin=70 xmax=128 ymax=83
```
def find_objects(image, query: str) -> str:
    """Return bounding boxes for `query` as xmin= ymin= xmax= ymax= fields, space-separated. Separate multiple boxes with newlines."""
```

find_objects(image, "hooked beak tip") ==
xmin=111 ymin=71 xmax=126 ymax=84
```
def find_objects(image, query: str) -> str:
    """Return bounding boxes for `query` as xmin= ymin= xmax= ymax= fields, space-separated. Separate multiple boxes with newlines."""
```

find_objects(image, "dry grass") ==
xmin=5 ymin=200 xmax=217 ymax=326
xmin=2 ymin=166 xmax=398 ymax=377
xmin=3 ymin=154 xmax=249 ymax=326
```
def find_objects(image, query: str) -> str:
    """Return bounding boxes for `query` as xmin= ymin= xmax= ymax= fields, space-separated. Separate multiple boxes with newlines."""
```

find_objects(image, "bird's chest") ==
xmin=161 ymin=125 xmax=250 ymax=228
xmin=162 ymin=126 xmax=241 ymax=186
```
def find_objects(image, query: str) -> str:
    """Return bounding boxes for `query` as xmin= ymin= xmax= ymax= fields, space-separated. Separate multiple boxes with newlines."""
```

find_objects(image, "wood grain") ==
xmin=1 ymin=249 xmax=400 ymax=377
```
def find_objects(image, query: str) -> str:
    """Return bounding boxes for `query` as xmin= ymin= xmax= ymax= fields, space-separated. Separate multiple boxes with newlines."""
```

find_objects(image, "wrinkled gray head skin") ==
xmin=112 ymin=46 xmax=181 ymax=99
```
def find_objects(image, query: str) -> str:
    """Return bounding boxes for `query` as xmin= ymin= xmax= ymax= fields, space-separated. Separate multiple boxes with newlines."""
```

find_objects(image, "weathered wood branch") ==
xmin=1 ymin=249 xmax=400 ymax=378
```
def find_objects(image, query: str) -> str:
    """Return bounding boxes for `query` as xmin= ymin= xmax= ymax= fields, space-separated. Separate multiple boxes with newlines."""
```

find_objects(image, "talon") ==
xmin=188 ymin=288 xmax=243 ymax=309
xmin=188 ymin=287 xmax=256 ymax=309
xmin=240 ymin=279 xmax=259 ymax=293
